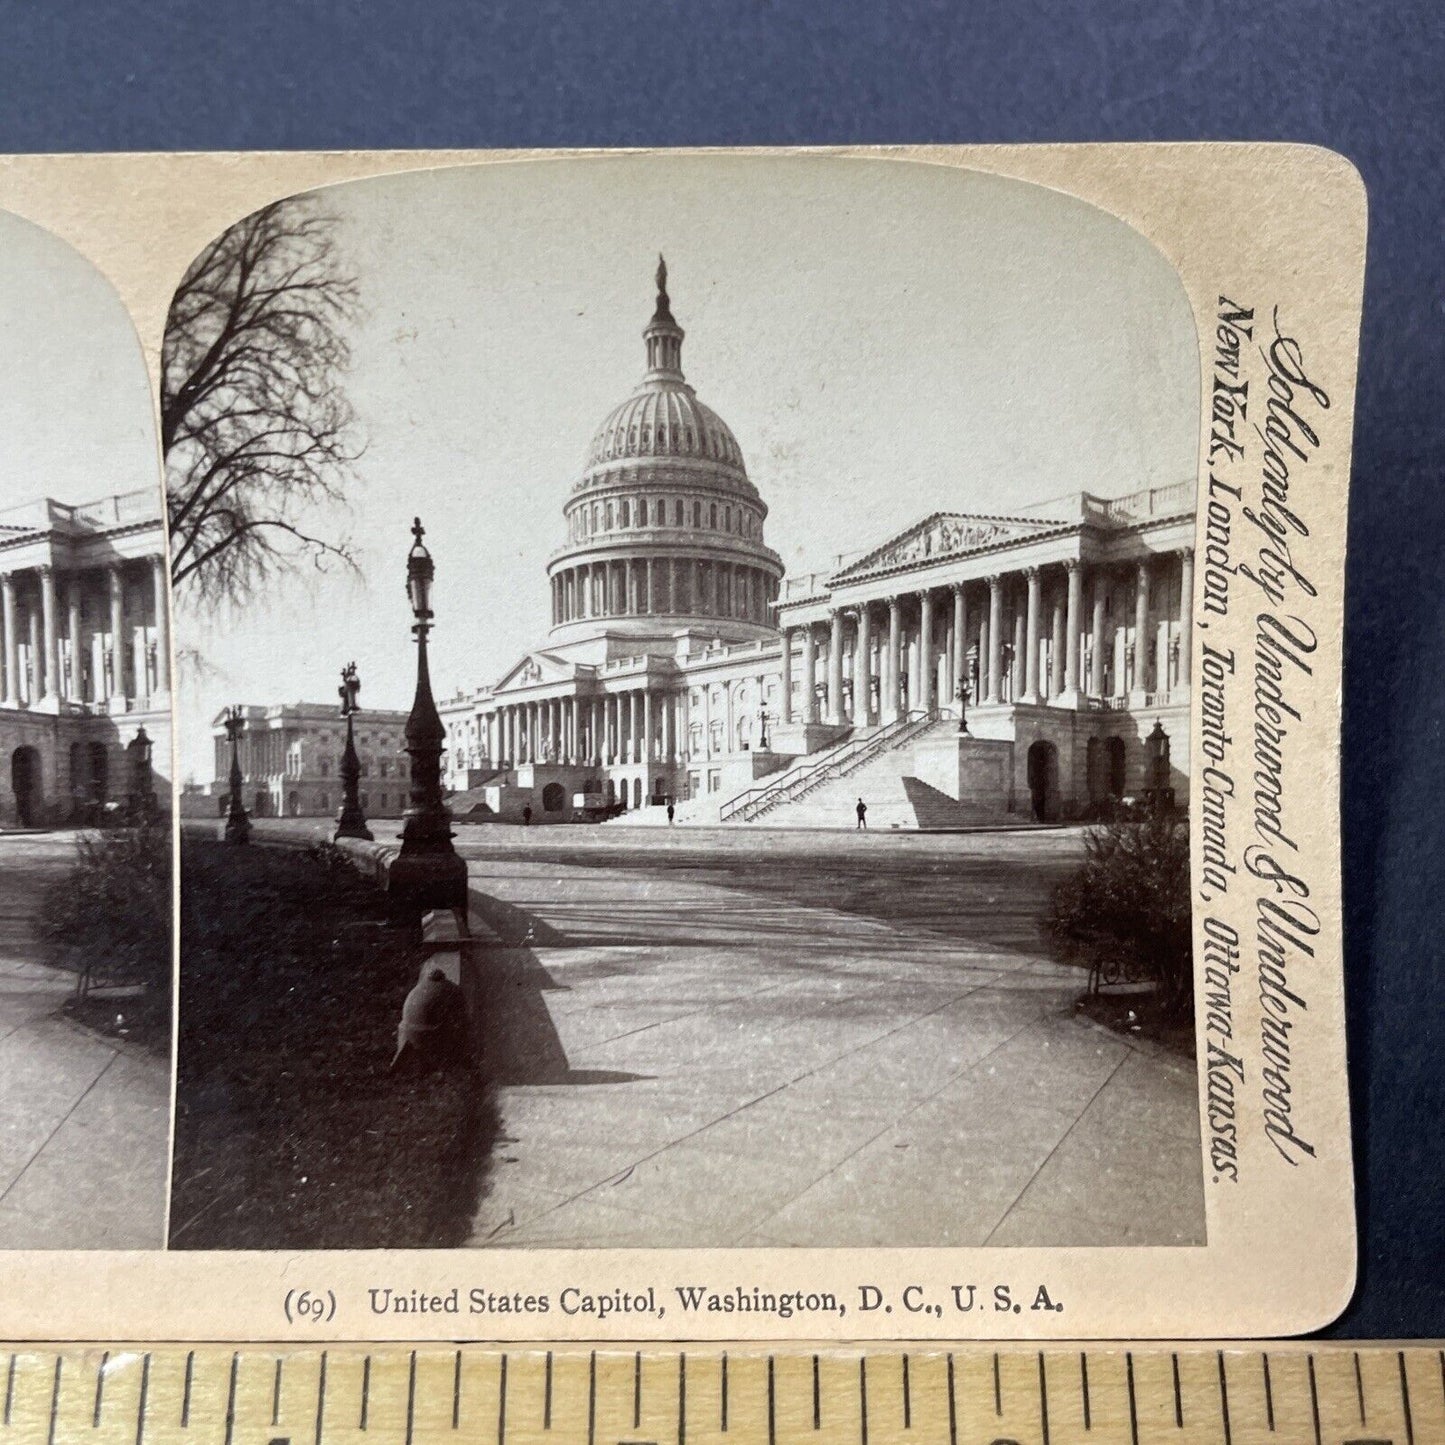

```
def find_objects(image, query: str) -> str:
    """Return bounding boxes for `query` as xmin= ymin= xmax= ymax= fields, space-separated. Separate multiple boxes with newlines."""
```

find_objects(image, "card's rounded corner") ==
xmin=1276 ymin=141 xmax=1369 ymax=227
xmin=1273 ymin=1240 xmax=1360 ymax=1337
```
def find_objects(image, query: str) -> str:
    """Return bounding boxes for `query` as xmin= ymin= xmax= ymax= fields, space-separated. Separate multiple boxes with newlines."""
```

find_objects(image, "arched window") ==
xmin=710 ymin=504 xmax=718 ymax=529
xmin=693 ymin=501 xmax=701 ymax=527
xmin=724 ymin=505 xmax=732 ymax=532
xmin=637 ymin=497 xmax=647 ymax=525
xmin=606 ymin=501 xmax=614 ymax=528
xmin=621 ymin=499 xmax=630 ymax=526
xmin=675 ymin=499 xmax=684 ymax=525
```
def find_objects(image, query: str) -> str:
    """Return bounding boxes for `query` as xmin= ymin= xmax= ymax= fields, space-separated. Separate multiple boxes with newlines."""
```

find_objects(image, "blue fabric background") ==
xmin=2 ymin=0 xmax=1440 ymax=1336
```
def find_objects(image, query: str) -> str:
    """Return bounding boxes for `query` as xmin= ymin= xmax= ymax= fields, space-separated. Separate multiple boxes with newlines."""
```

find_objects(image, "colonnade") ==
xmin=483 ymin=688 xmax=687 ymax=769
xmin=551 ymin=556 xmax=776 ymax=626
xmin=779 ymin=550 xmax=1193 ymax=727
xmin=0 ymin=556 xmax=169 ymax=711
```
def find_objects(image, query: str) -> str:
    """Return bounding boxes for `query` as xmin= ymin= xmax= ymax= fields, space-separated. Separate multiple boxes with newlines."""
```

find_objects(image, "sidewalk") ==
xmin=0 ymin=833 xmax=170 ymax=1249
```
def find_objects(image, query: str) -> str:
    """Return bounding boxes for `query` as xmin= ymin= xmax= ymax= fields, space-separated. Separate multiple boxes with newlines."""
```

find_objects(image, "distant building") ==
xmin=0 ymin=487 xmax=170 ymax=825
xmin=201 ymin=702 xmax=410 ymax=820
xmin=438 ymin=262 xmax=1193 ymax=826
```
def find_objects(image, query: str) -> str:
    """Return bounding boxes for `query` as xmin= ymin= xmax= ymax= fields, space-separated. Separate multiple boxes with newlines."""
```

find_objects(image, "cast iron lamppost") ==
xmin=334 ymin=661 xmax=373 ymax=842
xmin=222 ymin=706 xmax=251 ymax=845
xmin=126 ymin=726 xmax=157 ymax=820
xmin=1146 ymin=718 xmax=1173 ymax=812
xmin=387 ymin=518 xmax=468 ymax=928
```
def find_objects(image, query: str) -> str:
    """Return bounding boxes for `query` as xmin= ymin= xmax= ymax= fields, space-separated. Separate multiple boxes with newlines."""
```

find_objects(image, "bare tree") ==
xmin=163 ymin=197 xmax=363 ymax=605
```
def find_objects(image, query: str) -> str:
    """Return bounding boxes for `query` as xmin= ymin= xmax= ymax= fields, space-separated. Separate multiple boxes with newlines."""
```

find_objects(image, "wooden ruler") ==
xmin=0 ymin=1344 xmax=1440 ymax=1445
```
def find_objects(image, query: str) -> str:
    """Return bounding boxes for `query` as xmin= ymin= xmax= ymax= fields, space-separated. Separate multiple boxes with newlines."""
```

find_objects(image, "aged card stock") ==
xmin=0 ymin=144 xmax=1364 ymax=1339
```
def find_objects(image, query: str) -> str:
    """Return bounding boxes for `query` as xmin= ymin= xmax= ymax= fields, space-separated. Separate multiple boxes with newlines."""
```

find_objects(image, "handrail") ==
xmin=719 ymin=709 xmax=939 ymax=823
xmin=755 ymin=709 xmax=937 ymax=819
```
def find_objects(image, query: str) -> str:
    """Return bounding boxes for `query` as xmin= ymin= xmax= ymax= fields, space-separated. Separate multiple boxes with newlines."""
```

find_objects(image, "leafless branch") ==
xmin=162 ymin=197 xmax=365 ymax=608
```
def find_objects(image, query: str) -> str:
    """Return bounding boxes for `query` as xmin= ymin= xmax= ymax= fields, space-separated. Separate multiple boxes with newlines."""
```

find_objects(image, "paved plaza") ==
xmin=260 ymin=819 xmax=1205 ymax=1248
xmin=0 ymin=833 xmax=170 ymax=1249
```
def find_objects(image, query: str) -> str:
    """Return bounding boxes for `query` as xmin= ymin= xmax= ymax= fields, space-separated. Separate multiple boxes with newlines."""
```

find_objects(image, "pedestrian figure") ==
xmin=856 ymin=797 xmax=868 ymax=830
xmin=666 ymin=798 xmax=676 ymax=825
xmin=522 ymin=804 xmax=532 ymax=826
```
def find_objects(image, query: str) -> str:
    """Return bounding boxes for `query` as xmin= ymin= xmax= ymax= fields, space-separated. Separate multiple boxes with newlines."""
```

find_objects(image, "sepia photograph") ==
xmin=0 ymin=207 xmax=172 ymax=1249
xmin=168 ymin=155 xmax=1206 ymax=1253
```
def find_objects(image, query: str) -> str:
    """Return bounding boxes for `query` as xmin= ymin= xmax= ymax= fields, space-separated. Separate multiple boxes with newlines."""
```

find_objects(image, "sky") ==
xmin=174 ymin=154 xmax=1199 ymax=783
xmin=0 ymin=210 xmax=159 ymax=514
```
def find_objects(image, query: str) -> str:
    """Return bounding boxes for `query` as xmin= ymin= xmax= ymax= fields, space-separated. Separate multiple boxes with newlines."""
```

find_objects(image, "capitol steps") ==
xmin=738 ymin=720 xmax=1025 ymax=831
xmin=600 ymin=729 xmax=863 ymax=828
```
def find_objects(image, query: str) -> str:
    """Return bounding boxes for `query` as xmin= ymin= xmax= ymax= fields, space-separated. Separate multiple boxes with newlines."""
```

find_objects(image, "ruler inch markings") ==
xmin=6 ymin=1344 xmax=1445 ymax=1445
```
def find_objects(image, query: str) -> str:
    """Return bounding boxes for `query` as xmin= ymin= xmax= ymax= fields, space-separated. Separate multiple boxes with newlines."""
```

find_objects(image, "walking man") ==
xmin=855 ymin=796 xmax=868 ymax=830
xmin=666 ymin=797 xmax=676 ymax=825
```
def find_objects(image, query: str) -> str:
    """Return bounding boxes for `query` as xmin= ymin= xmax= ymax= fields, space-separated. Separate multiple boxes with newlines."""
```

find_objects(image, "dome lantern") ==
xmin=644 ymin=254 xmax=685 ymax=381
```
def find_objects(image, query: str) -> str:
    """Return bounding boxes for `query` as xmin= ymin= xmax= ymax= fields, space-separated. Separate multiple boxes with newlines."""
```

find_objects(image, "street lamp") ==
xmin=758 ymin=706 xmax=771 ymax=751
xmin=334 ymin=661 xmax=373 ymax=842
xmin=222 ymin=706 xmax=251 ymax=845
xmin=955 ymin=681 xmax=970 ymax=735
xmin=387 ymin=518 xmax=468 ymax=927
xmin=126 ymin=726 xmax=157 ymax=820
xmin=1146 ymin=718 xmax=1173 ymax=812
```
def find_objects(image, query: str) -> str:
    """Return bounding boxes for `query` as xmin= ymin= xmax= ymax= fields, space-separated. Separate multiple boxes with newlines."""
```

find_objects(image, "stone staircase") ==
xmin=601 ymin=730 xmax=864 ymax=827
xmin=739 ymin=719 xmax=1024 ymax=831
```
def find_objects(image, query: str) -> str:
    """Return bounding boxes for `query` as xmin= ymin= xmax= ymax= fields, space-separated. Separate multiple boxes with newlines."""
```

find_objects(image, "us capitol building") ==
xmin=436 ymin=260 xmax=1195 ymax=828
xmin=0 ymin=487 xmax=170 ymax=826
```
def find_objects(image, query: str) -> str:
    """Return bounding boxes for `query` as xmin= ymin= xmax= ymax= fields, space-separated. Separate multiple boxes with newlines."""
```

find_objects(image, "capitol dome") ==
xmin=547 ymin=258 xmax=784 ymax=649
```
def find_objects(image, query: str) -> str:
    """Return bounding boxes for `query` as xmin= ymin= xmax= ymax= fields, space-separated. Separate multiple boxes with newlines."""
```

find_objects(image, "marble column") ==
xmin=886 ymin=597 xmax=902 ymax=723
xmin=802 ymin=624 xmax=819 ymax=724
xmin=987 ymin=575 xmax=1004 ymax=703
xmin=855 ymin=604 xmax=873 ymax=726
xmin=1178 ymin=548 xmax=1194 ymax=688
xmin=40 ymin=566 xmax=58 ymax=703
xmin=918 ymin=589 xmax=934 ymax=712
xmin=1024 ymin=566 xmax=1042 ymax=704
xmin=151 ymin=555 xmax=170 ymax=695
xmin=976 ymin=607 xmax=989 ymax=706
xmin=826 ymin=609 xmax=845 ymax=726
xmin=952 ymin=585 xmax=967 ymax=710
xmin=661 ymin=691 xmax=673 ymax=763
xmin=66 ymin=580 xmax=82 ymax=702
xmin=132 ymin=622 xmax=147 ymax=708
xmin=1050 ymin=587 xmax=1066 ymax=700
xmin=1130 ymin=559 xmax=1150 ymax=698
xmin=1090 ymin=572 xmax=1107 ymax=698
xmin=1064 ymin=560 xmax=1083 ymax=700
xmin=1011 ymin=601 xmax=1026 ymax=703
xmin=109 ymin=564 xmax=126 ymax=704
xmin=1 ymin=574 xmax=17 ymax=707
xmin=26 ymin=607 xmax=40 ymax=706
xmin=643 ymin=690 xmax=654 ymax=765
xmin=780 ymin=627 xmax=794 ymax=724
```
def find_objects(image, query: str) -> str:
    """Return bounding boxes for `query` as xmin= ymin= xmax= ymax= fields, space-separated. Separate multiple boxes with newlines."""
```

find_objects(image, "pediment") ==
xmin=831 ymin=511 xmax=1063 ymax=583
xmin=493 ymin=650 xmax=575 ymax=692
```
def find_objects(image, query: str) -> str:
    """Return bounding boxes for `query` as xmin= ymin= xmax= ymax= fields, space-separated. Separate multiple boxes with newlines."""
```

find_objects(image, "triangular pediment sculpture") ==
xmin=830 ymin=511 xmax=1063 ymax=583
xmin=492 ymin=650 xmax=574 ymax=693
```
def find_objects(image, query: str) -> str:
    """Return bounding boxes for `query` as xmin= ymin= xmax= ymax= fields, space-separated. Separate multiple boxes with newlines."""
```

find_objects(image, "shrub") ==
xmin=36 ymin=819 xmax=172 ymax=998
xmin=1048 ymin=808 xmax=1193 ymax=1016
